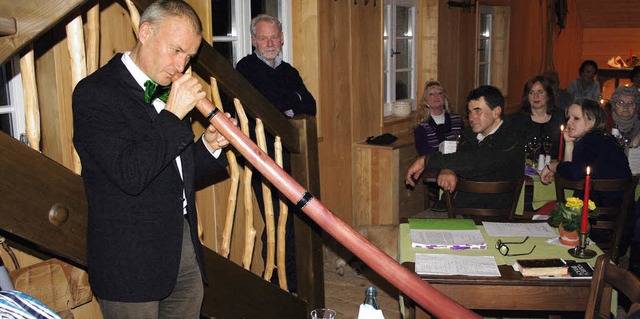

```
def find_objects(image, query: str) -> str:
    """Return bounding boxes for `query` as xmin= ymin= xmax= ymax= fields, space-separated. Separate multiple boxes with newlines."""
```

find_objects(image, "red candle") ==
xmin=558 ymin=125 xmax=564 ymax=161
xmin=581 ymin=166 xmax=591 ymax=233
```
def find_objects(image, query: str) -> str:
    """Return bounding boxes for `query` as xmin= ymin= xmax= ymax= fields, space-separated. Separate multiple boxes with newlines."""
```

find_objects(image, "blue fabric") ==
xmin=556 ymin=132 xmax=631 ymax=206
xmin=0 ymin=290 xmax=61 ymax=319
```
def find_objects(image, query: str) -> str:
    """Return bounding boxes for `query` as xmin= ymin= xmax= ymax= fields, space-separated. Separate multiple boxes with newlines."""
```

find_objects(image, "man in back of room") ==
xmin=236 ymin=13 xmax=316 ymax=293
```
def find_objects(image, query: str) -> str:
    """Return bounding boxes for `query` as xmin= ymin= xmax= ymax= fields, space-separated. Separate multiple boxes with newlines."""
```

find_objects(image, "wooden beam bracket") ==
xmin=0 ymin=16 xmax=17 ymax=36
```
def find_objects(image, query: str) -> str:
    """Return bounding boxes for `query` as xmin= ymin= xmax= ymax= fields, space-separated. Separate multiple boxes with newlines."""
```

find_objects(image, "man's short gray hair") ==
xmin=250 ymin=14 xmax=282 ymax=38
xmin=140 ymin=0 xmax=202 ymax=35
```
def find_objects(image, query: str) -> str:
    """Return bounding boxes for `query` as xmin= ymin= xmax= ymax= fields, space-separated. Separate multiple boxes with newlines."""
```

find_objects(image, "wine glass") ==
xmin=310 ymin=308 xmax=336 ymax=319
xmin=542 ymin=135 xmax=552 ymax=155
xmin=529 ymin=136 xmax=541 ymax=157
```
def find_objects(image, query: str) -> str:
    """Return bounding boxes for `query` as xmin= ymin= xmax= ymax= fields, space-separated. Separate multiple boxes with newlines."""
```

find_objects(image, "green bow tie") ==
xmin=144 ymin=80 xmax=170 ymax=103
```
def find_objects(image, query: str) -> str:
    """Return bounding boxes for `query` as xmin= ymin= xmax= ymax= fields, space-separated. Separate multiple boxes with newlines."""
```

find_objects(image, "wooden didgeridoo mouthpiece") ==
xmin=188 ymin=88 xmax=479 ymax=318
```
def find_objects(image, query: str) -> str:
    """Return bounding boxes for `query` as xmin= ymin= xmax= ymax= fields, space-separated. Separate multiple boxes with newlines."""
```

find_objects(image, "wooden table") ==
xmin=403 ymin=262 xmax=592 ymax=318
xmin=398 ymin=223 xmax=603 ymax=318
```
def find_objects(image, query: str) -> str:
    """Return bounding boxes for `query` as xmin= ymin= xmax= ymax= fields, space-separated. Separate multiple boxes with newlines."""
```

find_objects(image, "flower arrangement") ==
xmin=548 ymin=197 xmax=599 ymax=232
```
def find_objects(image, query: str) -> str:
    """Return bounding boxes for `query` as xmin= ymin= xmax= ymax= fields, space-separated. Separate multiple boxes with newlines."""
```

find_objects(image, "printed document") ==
xmin=415 ymin=253 xmax=501 ymax=276
xmin=482 ymin=222 xmax=557 ymax=238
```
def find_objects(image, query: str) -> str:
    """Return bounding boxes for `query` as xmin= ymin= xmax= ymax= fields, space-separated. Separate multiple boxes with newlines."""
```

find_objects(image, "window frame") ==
xmin=0 ymin=56 xmax=26 ymax=141
xmin=477 ymin=5 xmax=493 ymax=87
xmin=211 ymin=0 xmax=292 ymax=66
xmin=383 ymin=0 xmax=417 ymax=117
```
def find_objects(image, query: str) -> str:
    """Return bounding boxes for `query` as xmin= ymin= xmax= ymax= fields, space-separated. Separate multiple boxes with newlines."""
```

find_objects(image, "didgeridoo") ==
xmin=195 ymin=98 xmax=480 ymax=319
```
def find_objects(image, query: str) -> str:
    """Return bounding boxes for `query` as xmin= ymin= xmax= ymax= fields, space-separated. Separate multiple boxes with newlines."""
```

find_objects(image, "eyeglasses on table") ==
xmin=495 ymin=236 xmax=537 ymax=256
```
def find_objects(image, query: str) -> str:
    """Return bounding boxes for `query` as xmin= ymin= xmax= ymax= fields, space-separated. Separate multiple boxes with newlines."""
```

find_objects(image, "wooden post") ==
xmin=86 ymin=4 xmax=100 ymax=75
xmin=256 ymin=119 xmax=275 ymax=280
xmin=275 ymin=136 xmax=288 ymax=290
xmin=66 ymin=15 xmax=87 ymax=175
xmin=210 ymin=77 xmax=240 ymax=258
xmin=235 ymin=100 xmax=256 ymax=270
xmin=125 ymin=0 xmax=141 ymax=37
xmin=20 ymin=48 xmax=40 ymax=151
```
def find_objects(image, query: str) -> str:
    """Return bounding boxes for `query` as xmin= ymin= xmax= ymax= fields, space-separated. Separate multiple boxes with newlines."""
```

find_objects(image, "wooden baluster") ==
xmin=210 ymin=77 xmax=240 ymax=258
xmin=274 ymin=136 xmax=288 ymax=290
xmin=20 ymin=48 xmax=40 ymax=151
xmin=235 ymin=100 xmax=256 ymax=270
xmin=256 ymin=119 xmax=275 ymax=280
xmin=125 ymin=0 xmax=140 ymax=36
xmin=86 ymin=3 xmax=100 ymax=75
xmin=66 ymin=15 xmax=87 ymax=175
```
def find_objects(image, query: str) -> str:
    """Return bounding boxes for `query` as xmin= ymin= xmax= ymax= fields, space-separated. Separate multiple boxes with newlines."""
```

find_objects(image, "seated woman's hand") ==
xmin=540 ymin=162 xmax=558 ymax=185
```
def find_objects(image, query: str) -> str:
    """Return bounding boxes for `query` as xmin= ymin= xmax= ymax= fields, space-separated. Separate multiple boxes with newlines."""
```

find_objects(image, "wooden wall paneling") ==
xmin=582 ymin=28 xmax=640 ymax=99
xmin=490 ymin=6 xmax=510 ymax=94
xmin=317 ymin=0 xmax=353 ymax=222
xmin=551 ymin=0 xmax=582 ymax=90
xmin=352 ymin=143 xmax=395 ymax=225
xmin=417 ymin=0 xmax=438 ymax=92
xmin=98 ymin=0 xmax=136 ymax=66
xmin=351 ymin=2 xmax=382 ymax=142
xmin=292 ymin=0 xmax=320 ymax=138
xmin=437 ymin=2 xmax=477 ymax=115
xmin=32 ymin=23 xmax=75 ymax=170
xmin=505 ymin=0 xmax=546 ymax=112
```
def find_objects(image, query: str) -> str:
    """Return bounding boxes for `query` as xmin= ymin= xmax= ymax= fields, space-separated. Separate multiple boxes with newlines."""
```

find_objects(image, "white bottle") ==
xmin=358 ymin=286 xmax=385 ymax=319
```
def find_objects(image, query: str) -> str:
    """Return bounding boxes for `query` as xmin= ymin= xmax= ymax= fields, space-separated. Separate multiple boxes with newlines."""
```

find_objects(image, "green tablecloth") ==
xmin=515 ymin=178 xmax=556 ymax=215
xmin=398 ymin=223 xmax=602 ymax=266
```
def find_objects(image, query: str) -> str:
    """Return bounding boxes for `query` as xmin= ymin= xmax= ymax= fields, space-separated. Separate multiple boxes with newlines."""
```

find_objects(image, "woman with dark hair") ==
xmin=567 ymin=60 xmax=601 ymax=100
xmin=511 ymin=75 xmax=566 ymax=160
xmin=541 ymin=98 xmax=630 ymax=184
xmin=412 ymin=81 xmax=464 ymax=155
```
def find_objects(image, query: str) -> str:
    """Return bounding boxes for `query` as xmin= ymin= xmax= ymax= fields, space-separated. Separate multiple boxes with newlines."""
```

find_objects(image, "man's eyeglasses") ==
xmin=495 ymin=236 xmax=536 ymax=256
xmin=615 ymin=100 xmax=636 ymax=109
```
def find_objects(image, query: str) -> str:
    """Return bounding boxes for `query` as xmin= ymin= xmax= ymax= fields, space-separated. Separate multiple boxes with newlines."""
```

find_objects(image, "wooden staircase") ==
xmin=0 ymin=130 xmax=308 ymax=318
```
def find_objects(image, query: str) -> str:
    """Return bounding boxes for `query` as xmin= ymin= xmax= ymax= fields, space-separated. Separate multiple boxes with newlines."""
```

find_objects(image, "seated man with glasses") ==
xmin=405 ymin=85 xmax=524 ymax=211
xmin=608 ymin=86 xmax=640 ymax=148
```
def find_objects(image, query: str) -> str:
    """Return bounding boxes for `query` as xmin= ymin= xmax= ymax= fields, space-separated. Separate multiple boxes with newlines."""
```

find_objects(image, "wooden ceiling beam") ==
xmin=0 ymin=16 xmax=17 ymax=36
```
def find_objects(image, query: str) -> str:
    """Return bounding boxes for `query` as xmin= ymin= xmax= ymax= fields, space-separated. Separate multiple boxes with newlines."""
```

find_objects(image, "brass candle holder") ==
xmin=568 ymin=231 xmax=597 ymax=259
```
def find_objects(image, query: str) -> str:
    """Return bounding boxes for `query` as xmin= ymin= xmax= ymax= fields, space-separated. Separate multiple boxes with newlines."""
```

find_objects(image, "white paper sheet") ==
xmin=482 ymin=222 xmax=557 ymax=238
xmin=414 ymin=253 xmax=501 ymax=277
xmin=409 ymin=229 xmax=486 ymax=249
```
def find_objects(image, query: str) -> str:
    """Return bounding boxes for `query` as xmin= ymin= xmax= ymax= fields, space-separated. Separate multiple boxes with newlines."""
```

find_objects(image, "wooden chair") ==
xmin=554 ymin=174 xmax=638 ymax=263
xmin=585 ymin=253 xmax=640 ymax=319
xmin=444 ymin=178 xmax=524 ymax=223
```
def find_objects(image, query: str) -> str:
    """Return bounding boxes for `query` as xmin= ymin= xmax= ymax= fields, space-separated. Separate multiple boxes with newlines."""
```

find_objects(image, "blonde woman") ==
xmin=412 ymin=81 xmax=464 ymax=155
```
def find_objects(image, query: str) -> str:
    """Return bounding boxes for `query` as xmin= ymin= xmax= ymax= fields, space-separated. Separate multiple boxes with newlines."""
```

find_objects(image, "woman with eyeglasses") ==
xmin=412 ymin=81 xmax=464 ymax=211
xmin=412 ymin=81 xmax=464 ymax=155
xmin=608 ymin=85 xmax=640 ymax=148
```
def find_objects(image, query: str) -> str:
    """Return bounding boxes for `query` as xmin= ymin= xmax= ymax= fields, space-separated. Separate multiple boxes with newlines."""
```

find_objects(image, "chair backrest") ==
xmin=585 ymin=253 xmax=640 ymax=319
xmin=444 ymin=178 xmax=524 ymax=223
xmin=554 ymin=174 xmax=638 ymax=262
